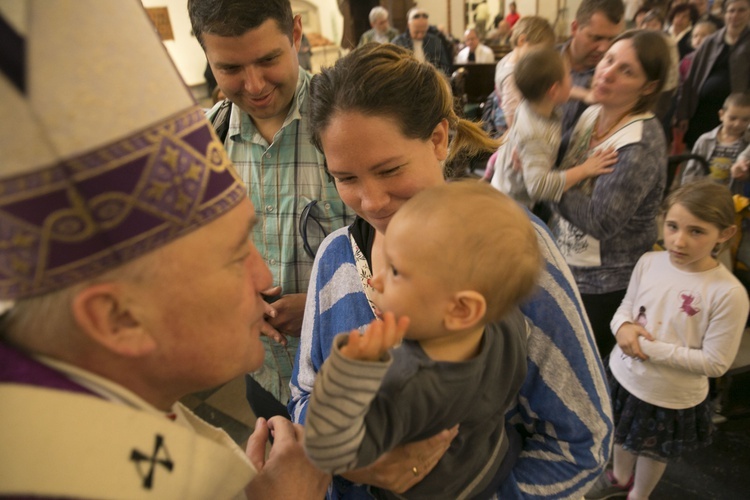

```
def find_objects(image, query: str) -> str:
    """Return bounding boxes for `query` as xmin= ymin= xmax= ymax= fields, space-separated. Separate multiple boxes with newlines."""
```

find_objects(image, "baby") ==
xmin=304 ymin=182 xmax=541 ymax=499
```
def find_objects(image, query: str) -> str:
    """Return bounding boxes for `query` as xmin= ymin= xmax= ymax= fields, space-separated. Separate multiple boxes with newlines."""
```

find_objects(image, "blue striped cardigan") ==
xmin=290 ymin=213 xmax=613 ymax=499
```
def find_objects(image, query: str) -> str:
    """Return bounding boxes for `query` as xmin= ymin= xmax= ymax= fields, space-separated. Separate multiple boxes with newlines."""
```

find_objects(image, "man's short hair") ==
xmin=575 ymin=0 xmax=625 ymax=26
xmin=188 ymin=0 xmax=294 ymax=46
xmin=369 ymin=6 xmax=388 ymax=24
xmin=724 ymin=92 xmax=750 ymax=110
xmin=514 ymin=47 xmax=566 ymax=102
xmin=668 ymin=3 xmax=699 ymax=24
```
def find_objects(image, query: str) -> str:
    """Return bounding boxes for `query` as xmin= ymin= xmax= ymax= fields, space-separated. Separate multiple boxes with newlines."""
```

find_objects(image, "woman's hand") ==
xmin=341 ymin=425 xmax=459 ymax=493
xmin=340 ymin=312 xmax=410 ymax=362
xmin=615 ymin=322 xmax=654 ymax=360
xmin=580 ymin=147 xmax=618 ymax=177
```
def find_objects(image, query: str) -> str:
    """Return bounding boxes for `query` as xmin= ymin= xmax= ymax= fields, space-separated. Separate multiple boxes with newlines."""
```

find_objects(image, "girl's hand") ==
xmin=340 ymin=312 xmax=410 ymax=362
xmin=615 ymin=322 xmax=654 ymax=360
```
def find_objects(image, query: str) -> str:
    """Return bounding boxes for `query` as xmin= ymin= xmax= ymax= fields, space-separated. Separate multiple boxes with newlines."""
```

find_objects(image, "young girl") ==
xmin=586 ymin=180 xmax=750 ymax=500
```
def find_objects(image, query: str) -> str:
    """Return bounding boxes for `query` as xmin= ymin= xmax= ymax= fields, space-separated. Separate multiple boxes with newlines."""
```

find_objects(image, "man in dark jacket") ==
xmin=392 ymin=7 xmax=452 ymax=75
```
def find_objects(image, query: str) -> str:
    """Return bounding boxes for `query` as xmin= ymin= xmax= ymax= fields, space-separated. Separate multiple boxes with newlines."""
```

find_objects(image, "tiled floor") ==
xmin=184 ymin=371 xmax=750 ymax=499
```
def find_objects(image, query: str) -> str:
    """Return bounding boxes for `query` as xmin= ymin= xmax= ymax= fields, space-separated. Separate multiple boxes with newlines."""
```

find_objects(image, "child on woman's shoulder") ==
xmin=304 ymin=182 xmax=541 ymax=500
xmin=482 ymin=16 xmax=555 ymax=181
xmin=585 ymin=180 xmax=749 ymax=500
xmin=681 ymin=92 xmax=750 ymax=188
xmin=490 ymin=46 xmax=617 ymax=209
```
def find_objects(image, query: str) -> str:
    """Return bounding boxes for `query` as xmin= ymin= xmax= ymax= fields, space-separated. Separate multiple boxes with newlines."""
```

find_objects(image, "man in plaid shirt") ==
xmin=190 ymin=0 xmax=354 ymax=417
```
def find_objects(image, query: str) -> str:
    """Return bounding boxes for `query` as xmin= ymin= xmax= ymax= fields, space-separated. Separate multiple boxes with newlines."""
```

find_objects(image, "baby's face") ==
xmin=369 ymin=215 xmax=453 ymax=341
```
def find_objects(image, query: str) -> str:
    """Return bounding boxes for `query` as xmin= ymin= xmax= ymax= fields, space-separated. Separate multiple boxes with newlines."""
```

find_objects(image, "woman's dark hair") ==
xmin=308 ymin=43 xmax=500 ymax=169
xmin=668 ymin=3 xmax=699 ymax=25
xmin=610 ymin=30 xmax=671 ymax=114
xmin=632 ymin=6 xmax=651 ymax=24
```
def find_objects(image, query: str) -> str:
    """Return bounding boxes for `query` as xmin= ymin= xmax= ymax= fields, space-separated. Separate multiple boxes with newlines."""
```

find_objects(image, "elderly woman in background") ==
xmin=550 ymin=30 xmax=672 ymax=358
xmin=668 ymin=2 xmax=700 ymax=59
xmin=675 ymin=0 xmax=750 ymax=148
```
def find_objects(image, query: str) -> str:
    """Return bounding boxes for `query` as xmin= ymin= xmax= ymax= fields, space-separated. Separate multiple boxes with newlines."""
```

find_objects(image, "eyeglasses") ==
xmin=299 ymin=200 xmax=328 ymax=259
xmin=411 ymin=13 xmax=429 ymax=19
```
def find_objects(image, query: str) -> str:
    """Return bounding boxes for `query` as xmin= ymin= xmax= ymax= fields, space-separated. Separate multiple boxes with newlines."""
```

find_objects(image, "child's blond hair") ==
xmin=509 ymin=16 xmax=555 ymax=48
xmin=394 ymin=181 xmax=541 ymax=323
xmin=515 ymin=47 xmax=566 ymax=102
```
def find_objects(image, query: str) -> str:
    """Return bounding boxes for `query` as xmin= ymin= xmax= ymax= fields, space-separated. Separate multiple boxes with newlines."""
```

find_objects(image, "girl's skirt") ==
xmin=607 ymin=365 xmax=714 ymax=462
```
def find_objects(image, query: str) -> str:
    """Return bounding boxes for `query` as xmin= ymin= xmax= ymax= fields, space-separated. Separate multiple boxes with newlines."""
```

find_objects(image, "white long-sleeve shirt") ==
xmin=610 ymin=251 xmax=749 ymax=409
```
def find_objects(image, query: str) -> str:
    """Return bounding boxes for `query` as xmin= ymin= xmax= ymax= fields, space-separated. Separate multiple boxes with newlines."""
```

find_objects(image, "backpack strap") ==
xmin=210 ymin=98 xmax=232 ymax=143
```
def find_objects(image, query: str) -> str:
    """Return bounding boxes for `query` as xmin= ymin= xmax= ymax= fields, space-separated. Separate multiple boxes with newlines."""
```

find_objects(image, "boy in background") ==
xmin=304 ymin=182 xmax=540 ymax=499
xmin=682 ymin=92 xmax=750 ymax=186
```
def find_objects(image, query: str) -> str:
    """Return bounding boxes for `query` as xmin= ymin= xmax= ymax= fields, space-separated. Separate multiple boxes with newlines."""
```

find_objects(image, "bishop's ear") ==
xmin=444 ymin=290 xmax=487 ymax=331
xmin=71 ymin=283 xmax=156 ymax=357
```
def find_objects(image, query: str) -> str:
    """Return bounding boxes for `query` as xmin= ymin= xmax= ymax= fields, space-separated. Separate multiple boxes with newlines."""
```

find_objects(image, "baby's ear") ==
xmin=444 ymin=290 xmax=487 ymax=331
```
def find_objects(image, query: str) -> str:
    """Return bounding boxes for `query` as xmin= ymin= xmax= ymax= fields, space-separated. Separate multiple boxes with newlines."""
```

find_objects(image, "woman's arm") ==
xmin=639 ymin=287 xmax=749 ymax=377
xmin=499 ymin=216 xmax=614 ymax=499
xmin=557 ymin=139 xmax=664 ymax=240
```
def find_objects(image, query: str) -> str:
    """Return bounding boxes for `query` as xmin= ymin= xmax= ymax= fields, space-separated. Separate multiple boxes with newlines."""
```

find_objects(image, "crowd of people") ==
xmin=1 ymin=0 xmax=749 ymax=500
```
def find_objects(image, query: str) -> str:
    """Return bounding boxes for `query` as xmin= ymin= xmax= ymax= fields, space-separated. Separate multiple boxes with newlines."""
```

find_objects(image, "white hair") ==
xmin=369 ymin=6 xmax=388 ymax=24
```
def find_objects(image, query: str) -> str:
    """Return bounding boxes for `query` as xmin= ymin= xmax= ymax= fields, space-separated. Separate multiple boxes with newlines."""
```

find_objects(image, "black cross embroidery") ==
xmin=130 ymin=434 xmax=174 ymax=489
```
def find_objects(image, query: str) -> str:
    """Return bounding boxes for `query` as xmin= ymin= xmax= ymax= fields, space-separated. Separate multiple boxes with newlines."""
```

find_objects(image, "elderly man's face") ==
xmin=464 ymin=30 xmax=479 ymax=51
xmin=373 ymin=15 xmax=389 ymax=34
xmin=140 ymin=198 xmax=273 ymax=396
xmin=408 ymin=11 xmax=429 ymax=40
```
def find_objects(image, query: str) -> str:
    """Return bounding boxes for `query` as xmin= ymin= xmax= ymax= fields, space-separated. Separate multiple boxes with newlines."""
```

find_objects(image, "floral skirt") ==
xmin=607 ymin=365 xmax=713 ymax=462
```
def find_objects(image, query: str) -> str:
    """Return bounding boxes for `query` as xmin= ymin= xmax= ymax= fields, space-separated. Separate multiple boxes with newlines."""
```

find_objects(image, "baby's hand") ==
xmin=340 ymin=312 xmax=410 ymax=362
xmin=580 ymin=147 xmax=617 ymax=177
xmin=731 ymin=159 xmax=749 ymax=181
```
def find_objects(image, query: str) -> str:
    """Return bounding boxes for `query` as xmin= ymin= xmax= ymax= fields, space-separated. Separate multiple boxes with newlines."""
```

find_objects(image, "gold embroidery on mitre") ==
xmin=0 ymin=106 xmax=246 ymax=300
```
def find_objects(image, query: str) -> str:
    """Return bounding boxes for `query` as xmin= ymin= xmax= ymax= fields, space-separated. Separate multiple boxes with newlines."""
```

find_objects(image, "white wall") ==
xmin=141 ymin=0 xmax=205 ymax=86
xmin=420 ymin=0 xmax=580 ymax=41
xmin=140 ymin=0 xmax=342 ymax=87
xmin=143 ymin=0 xmax=582 ymax=86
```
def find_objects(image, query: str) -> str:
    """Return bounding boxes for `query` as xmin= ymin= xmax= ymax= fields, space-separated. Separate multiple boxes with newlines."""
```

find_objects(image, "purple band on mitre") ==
xmin=0 ymin=106 xmax=246 ymax=300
